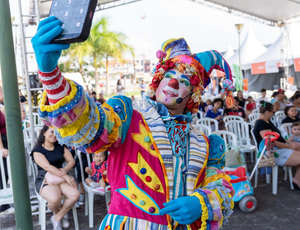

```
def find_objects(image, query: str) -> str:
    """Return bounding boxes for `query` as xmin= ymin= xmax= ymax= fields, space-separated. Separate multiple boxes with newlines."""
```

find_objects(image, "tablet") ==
xmin=49 ymin=0 xmax=97 ymax=43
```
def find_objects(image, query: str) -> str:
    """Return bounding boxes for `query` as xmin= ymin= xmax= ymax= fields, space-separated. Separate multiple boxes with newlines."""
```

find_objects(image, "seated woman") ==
xmin=31 ymin=125 xmax=79 ymax=230
xmin=282 ymin=105 xmax=300 ymax=124
xmin=253 ymin=101 xmax=300 ymax=189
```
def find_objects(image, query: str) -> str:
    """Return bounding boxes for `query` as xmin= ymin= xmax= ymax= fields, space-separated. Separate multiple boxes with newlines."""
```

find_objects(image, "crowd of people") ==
xmin=203 ymin=88 xmax=300 ymax=127
xmin=199 ymin=88 xmax=300 ymax=189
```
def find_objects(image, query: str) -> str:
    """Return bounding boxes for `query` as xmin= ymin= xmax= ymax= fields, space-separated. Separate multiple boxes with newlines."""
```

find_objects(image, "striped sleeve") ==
xmin=190 ymin=167 xmax=234 ymax=230
xmin=38 ymin=68 xmax=133 ymax=152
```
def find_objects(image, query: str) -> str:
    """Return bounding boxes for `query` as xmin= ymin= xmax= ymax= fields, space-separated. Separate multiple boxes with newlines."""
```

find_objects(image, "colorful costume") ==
xmin=90 ymin=161 xmax=108 ymax=183
xmin=32 ymin=20 xmax=235 ymax=229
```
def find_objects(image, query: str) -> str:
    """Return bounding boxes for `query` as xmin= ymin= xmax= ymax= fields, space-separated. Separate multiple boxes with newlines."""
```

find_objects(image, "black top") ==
xmin=31 ymin=144 xmax=65 ymax=185
xmin=253 ymin=119 xmax=286 ymax=145
xmin=19 ymin=95 xmax=27 ymax=103
xmin=238 ymin=100 xmax=246 ymax=108
xmin=281 ymin=116 xmax=300 ymax=124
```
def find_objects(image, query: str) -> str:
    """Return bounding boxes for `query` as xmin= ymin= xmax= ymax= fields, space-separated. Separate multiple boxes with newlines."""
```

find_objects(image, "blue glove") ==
xmin=159 ymin=196 xmax=202 ymax=225
xmin=31 ymin=16 xmax=70 ymax=72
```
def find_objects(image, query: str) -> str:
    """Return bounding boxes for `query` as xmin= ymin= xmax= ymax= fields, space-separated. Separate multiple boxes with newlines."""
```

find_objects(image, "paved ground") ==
xmin=1 ymin=159 xmax=300 ymax=230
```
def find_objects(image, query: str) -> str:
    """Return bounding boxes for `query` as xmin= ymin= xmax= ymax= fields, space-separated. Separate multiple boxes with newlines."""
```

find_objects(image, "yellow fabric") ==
xmin=39 ymin=79 xmax=77 ymax=112
xmin=117 ymin=176 xmax=160 ymax=215
xmin=161 ymin=38 xmax=191 ymax=60
xmin=190 ymin=192 xmax=209 ymax=230
xmin=211 ymin=187 xmax=233 ymax=227
xmin=127 ymin=152 xmax=164 ymax=194
xmin=58 ymin=97 xmax=90 ymax=138
xmin=200 ymin=173 xmax=232 ymax=188
xmin=132 ymin=121 xmax=159 ymax=158
xmin=70 ymin=106 xmax=100 ymax=144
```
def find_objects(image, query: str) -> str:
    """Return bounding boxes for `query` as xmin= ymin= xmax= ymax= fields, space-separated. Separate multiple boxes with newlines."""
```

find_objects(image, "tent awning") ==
xmin=194 ymin=0 xmax=300 ymax=25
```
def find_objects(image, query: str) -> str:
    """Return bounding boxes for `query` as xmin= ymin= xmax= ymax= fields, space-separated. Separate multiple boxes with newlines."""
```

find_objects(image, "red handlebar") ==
xmin=264 ymin=132 xmax=280 ymax=143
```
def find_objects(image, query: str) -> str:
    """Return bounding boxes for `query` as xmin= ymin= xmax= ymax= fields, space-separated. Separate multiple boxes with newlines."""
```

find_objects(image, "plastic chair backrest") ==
xmin=194 ymin=123 xmax=212 ymax=136
xmin=249 ymin=113 xmax=260 ymax=127
xmin=198 ymin=118 xmax=219 ymax=132
xmin=252 ymin=108 xmax=259 ymax=114
xmin=213 ymin=130 xmax=237 ymax=151
xmin=225 ymin=120 xmax=250 ymax=146
xmin=275 ymin=111 xmax=285 ymax=118
xmin=223 ymin=115 xmax=244 ymax=124
xmin=281 ymin=123 xmax=293 ymax=140
xmin=0 ymin=155 xmax=12 ymax=191
xmin=276 ymin=115 xmax=286 ymax=128
xmin=271 ymin=116 xmax=276 ymax=126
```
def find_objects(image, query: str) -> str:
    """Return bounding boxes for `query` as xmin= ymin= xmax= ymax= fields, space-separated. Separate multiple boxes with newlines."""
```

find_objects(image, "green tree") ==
xmin=91 ymin=17 xmax=134 ymax=95
xmin=61 ymin=16 xmax=134 ymax=95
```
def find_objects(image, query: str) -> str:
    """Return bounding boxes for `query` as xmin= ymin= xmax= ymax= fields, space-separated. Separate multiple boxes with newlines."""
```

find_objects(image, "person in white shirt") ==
xmin=257 ymin=88 xmax=268 ymax=105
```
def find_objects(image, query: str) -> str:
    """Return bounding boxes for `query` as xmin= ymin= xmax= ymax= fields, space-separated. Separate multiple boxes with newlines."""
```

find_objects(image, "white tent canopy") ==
xmin=201 ymin=0 xmax=300 ymax=25
xmin=227 ymin=29 xmax=267 ymax=69
xmin=223 ymin=44 xmax=234 ymax=60
xmin=288 ymin=23 xmax=300 ymax=58
xmin=249 ymin=22 xmax=300 ymax=74
xmin=250 ymin=35 xmax=282 ymax=74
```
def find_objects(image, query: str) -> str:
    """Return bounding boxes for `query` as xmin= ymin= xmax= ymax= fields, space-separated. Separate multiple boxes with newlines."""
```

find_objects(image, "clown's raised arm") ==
xmin=32 ymin=17 xmax=235 ymax=230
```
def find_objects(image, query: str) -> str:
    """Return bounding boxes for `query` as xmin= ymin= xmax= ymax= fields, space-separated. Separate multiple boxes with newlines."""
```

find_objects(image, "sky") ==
xmin=91 ymin=0 xmax=281 ymax=61
xmin=9 ymin=0 xmax=282 ymax=62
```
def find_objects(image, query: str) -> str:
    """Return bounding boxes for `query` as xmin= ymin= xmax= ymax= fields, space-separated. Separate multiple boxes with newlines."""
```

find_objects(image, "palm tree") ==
xmin=61 ymin=43 xmax=92 ymax=86
xmin=91 ymin=17 xmax=135 ymax=95
xmin=61 ymin=16 xmax=134 ymax=95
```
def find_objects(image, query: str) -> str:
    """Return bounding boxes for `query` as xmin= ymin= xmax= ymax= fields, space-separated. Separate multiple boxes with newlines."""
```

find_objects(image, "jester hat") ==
xmin=149 ymin=38 xmax=234 ymax=112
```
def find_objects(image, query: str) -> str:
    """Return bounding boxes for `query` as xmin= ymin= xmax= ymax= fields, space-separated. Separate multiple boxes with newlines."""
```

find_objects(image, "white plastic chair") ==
xmin=271 ymin=116 xmax=277 ymax=126
xmin=213 ymin=130 xmax=237 ymax=151
xmin=193 ymin=123 xmax=212 ymax=136
xmin=76 ymin=150 xmax=111 ymax=228
xmin=248 ymin=113 xmax=260 ymax=128
xmin=0 ymin=155 xmax=13 ymax=210
xmin=251 ymin=129 xmax=294 ymax=194
xmin=33 ymin=112 xmax=43 ymax=127
xmin=275 ymin=111 xmax=285 ymax=118
xmin=225 ymin=120 xmax=256 ymax=163
xmin=223 ymin=115 xmax=244 ymax=124
xmin=281 ymin=123 xmax=293 ymax=140
xmin=276 ymin=115 xmax=286 ymax=128
xmin=31 ymin=160 xmax=79 ymax=230
xmin=252 ymin=108 xmax=259 ymax=114
xmin=198 ymin=117 xmax=219 ymax=132
xmin=192 ymin=111 xmax=205 ymax=124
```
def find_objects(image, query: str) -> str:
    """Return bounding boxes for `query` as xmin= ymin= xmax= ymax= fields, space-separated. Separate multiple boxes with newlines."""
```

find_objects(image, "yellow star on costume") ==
xmin=132 ymin=121 xmax=158 ymax=158
xmin=128 ymin=152 xmax=164 ymax=194
xmin=116 ymin=175 xmax=161 ymax=215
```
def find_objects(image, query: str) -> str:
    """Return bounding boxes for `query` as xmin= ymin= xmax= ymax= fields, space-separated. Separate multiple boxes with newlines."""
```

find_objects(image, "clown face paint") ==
xmin=156 ymin=69 xmax=192 ymax=110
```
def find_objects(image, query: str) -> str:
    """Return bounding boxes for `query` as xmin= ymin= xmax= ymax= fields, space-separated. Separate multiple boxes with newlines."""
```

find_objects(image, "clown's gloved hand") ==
xmin=31 ymin=16 xmax=70 ymax=72
xmin=159 ymin=196 xmax=202 ymax=225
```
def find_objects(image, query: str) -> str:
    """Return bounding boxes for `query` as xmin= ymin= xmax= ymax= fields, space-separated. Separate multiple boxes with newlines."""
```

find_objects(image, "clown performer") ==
xmin=32 ymin=16 xmax=235 ymax=230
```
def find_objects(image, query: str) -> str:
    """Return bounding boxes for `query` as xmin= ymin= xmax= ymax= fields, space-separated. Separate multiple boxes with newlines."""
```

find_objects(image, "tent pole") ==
xmin=0 ymin=0 xmax=33 ymax=229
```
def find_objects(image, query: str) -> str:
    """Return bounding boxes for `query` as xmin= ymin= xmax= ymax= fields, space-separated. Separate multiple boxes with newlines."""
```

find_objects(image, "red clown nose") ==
xmin=168 ymin=78 xmax=179 ymax=89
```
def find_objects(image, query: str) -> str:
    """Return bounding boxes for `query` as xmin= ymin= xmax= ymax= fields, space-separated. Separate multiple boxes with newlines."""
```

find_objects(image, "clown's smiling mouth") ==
xmin=163 ymin=89 xmax=178 ymax=97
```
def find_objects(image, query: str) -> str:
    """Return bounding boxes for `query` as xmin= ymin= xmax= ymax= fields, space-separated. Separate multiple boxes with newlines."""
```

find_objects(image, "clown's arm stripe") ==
xmin=38 ymin=67 xmax=133 ymax=152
